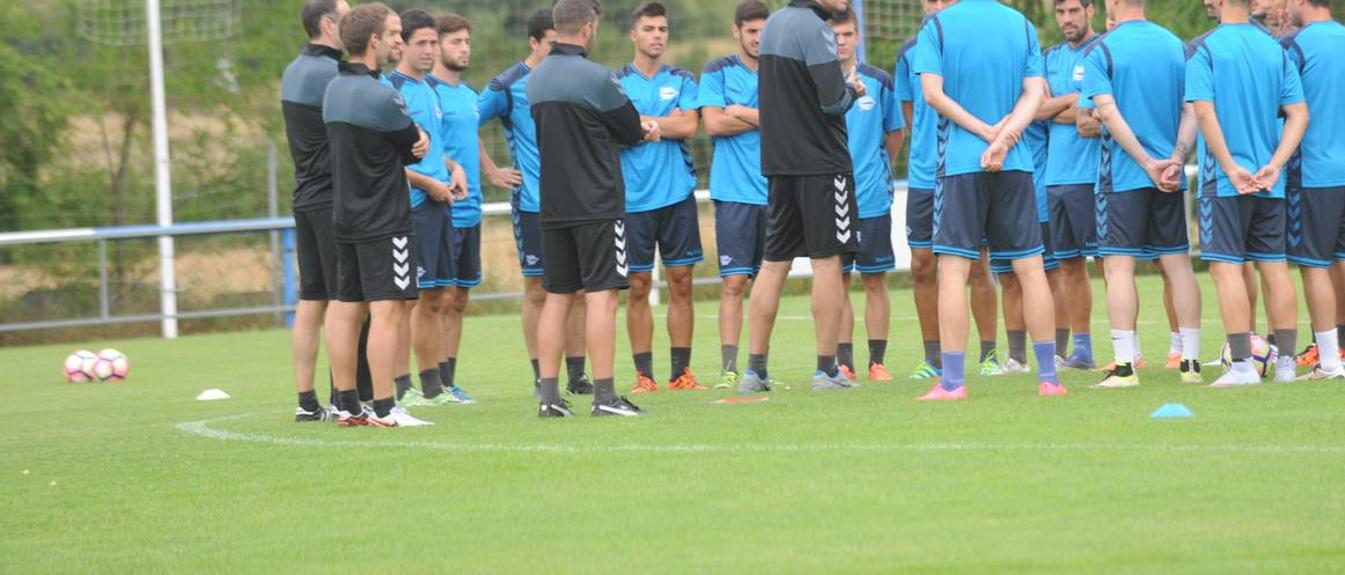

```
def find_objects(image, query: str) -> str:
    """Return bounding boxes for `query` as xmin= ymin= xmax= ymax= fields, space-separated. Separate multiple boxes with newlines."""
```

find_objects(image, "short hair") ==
xmin=339 ymin=3 xmax=391 ymax=56
xmin=831 ymin=7 xmax=858 ymax=25
xmin=1054 ymin=0 xmax=1093 ymax=7
xmin=300 ymin=0 xmax=339 ymax=39
xmin=734 ymin=0 xmax=770 ymax=27
xmin=437 ymin=13 xmax=471 ymax=36
xmin=553 ymin=0 xmax=601 ymax=35
xmin=399 ymin=9 xmax=436 ymax=42
xmin=1307 ymin=0 xmax=1330 ymax=7
xmin=527 ymin=8 xmax=555 ymax=40
xmin=629 ymin=2 xmax=667 ymax=29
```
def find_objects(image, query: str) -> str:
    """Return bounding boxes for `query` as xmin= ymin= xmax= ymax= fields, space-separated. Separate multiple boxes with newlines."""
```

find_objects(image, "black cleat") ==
xmin=566 ymin=374 xmax=595 ymax=396
xmin=294 ymin=406 xmax=332 ymax=422
xmin=592 ymin=395 xmax=643 ymax=417
xmin=538 ymin=402 xmax=575 ymax=418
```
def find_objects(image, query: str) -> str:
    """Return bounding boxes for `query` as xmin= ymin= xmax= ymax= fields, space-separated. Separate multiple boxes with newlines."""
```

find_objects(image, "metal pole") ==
xmin=147 ymin=0 xmax=178 ymax=338
xmin=854 ymin=0 xmax=867 ymax=64
xmin=267 ymin=141 xmax=281 ymax=327
xmin=98 ymin=240 xmax=110 ymax=320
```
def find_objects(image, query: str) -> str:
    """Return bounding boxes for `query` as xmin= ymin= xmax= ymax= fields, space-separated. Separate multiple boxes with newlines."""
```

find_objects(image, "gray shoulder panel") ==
xmin=528 ymin=56 xmax=629 ymax=113
xmin=282 ymin=54 xmax=339 ymax=107
xmin=323 ymin=75 xmax=411 ymax=132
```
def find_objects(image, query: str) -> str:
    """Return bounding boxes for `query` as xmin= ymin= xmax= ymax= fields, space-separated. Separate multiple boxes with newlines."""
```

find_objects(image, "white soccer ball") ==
xmin=1220 ymin=334 xmax=1274 ymax=377
xmin=93 ymin=348 xmax=130 ymax=382
xmin=63 ymin=350 xmax=98 ymax=383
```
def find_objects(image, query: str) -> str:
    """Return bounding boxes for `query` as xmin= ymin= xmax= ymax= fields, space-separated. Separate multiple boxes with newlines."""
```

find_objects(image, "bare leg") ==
xmin=666 ymin=265 xmax=696 ymax=348
xmin=521 ymin=277 xmax=546 ymax=360
xmin=747 ymin=260 xmax=791 ymax=355
xmin=810 ymin=256 xmax=846 ymax=357
xmin=325 ymin=300 xmax=367 ymax=393
xmin=565 ymin=290 xmax=587 ymax=359
xmin=626 ymin=271 xmax=655 ymax=358
xmin=411 ymin=289 xmax=448 ymax=374
xmin=862 ymin=273 xmax=890 ymax=344
xmin=969 ymin=251 xmax=999 ymax=346
xmin=291 ymin=300 xmax=327 ymax=395
xmin=537 ymin=292 xmax=575 ymax=381
xmin=585 ymin=289 xmax=620 ymax=382
xmin=367 ymin=300 xmax=408 ymax=402
xmin=1212 ymin=262 xmax=1252 ymax=335
xmin=719 ymin=275 xmax=751 ymax=350
xmin=911 ymin=249 xmax=939 ymax=343
xmin=444 ymin=286 xmax=471 ymax=361
xmin=840 ymin=272 xmax=855 ymax=348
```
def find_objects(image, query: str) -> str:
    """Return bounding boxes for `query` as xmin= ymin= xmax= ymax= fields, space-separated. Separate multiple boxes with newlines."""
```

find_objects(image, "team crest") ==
xmin=659 ymin=86 xmax=678 ymax=101
xmin=720 ymin=255 xmax=732 ymax=267
xmin=857 ymin=96 xmax=876 ymax=111
xmin=526 ymin=254 xmax=540 ymax=266
xmin=1072 ymin=65 xmax=1085 ymax=82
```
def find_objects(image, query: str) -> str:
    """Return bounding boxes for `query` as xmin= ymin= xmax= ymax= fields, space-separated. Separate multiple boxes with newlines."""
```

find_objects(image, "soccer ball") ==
xmin=1220 ymin=334 xmax=1275 ymax=376
xmin=63 ymin=350 xmax=98 ymax=383
xmin=93 ymin=348 xmax=130 ymax=382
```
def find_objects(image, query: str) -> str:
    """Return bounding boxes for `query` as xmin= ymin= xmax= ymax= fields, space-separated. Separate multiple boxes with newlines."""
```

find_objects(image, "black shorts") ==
xmin=933 ymin=171 xmax=1043 ymax=262
xmin=764 ymin=173 xmax=860 ymax=261
xmin=336 ymin=235 xmax=420 ymax=303
xmin=714 ymin=200 xmax=767 ymax=278
xmin=905 ymin=187 xmax=935 ymax=250
xmin=294 ymin=207 xmax=338 ymax=301
xmin=542 ymin=219 xmax=631 ymax=294
xmin=412 ymin=201 xmax=456 ymax=290
xmin=626 ymin=195 xmax=704 ymax=273
xmin=449 ymin=225 xmax=483 ymax=288
xmin=1097 ymin=188 xmax=1190 ymax=259
xmin=1199 ymin=195 xmax=1286 ymax=264
xmin=843 ymin=215 xmax=896 ymax=274
xmin=1047 ymin=184 xmax=1098 ymax=259
xmin=1287 ymin=186 xmax=1345 ymax=268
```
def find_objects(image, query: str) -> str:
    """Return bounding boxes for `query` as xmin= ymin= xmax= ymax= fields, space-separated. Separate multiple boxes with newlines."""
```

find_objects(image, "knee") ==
xmin=722 ymin=276 xmax=748 ymax=298
xmin=628 ymin=273 xmax=652 ymax=299
xmin=524 ymin=281 xmax=547 ymax=307
xmin=668 ymin=274 xmax=694 ymax=302
xmin=862 ymin=274 xmax=887 ymax=295
xmin=910 ymin=255 xmax=935 ymax=285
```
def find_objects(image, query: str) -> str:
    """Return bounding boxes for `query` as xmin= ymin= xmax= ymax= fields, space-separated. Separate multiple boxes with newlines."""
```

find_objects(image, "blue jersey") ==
xmin=1282 ymin=21 xmax=1345 ymax=188
xmin=1025 ymin=119 xmax=1050 ymax=223
xmin=1186 ymin=24 xmax=1304 ymax=198
xmin=429 ymin=75 xmax=483 ymax=228
xmin=1082 ymin=20 xmax=1188 ymax=194
xmin=478 ymin=62 xmax=542 ymax=213
xmin=912 ymin=0 xmax=1044 ymax=177
xmin=895 ymin=36 xmax=937 ymax=190
xmin=701 ymin=55 xmax=767 ymax=206
xmin=385 ymin=71 xmax=447 ymax=209
xmin=617 ymin=64 xmax=700 ymax=213
xmin=1044 ymin=36 xmax=1102 ymax=187
xmin=844 ymin=64 xmax=904 ymax=219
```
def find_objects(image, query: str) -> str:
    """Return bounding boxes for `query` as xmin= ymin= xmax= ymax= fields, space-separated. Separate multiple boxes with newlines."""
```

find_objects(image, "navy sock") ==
xmin=419 ymin=369 xmax=443 ymax=399
xmin=868 ymin=339 xmax=887 ymax=366
xmin=817 ymin=355 xmax=838 ymax=378
xmin=1055 ymin=328 xmax=1070 ymax=356
xmin=634 ymin=352 xmax=654 ymax=379
xmin=565 ymin=356 xmax=586 ymax=383
xmin=670 ymin=347 xmax=691 ymax=381
xmin=298 ymin=390 xmax=320 ymax=412
xmin=394 ymin=374 xmax=413 ymax=400
xmin=837 ymin=343 xmax=855 ymax=372
xmin=373 ymin=397 xmax=395 ymax=419
xmin=979 ymin=340 xmax=997 ymax=363
xmin=438 ymin=361 xmax=454 ymax=389
xmin=748 ymin=353 xmax=768 ymax=380
xmin=338 ymin=390 xmax=361 ymax=415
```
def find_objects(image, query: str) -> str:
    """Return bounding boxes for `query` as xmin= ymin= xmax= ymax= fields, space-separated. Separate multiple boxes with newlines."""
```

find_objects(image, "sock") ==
xmin=338 ymin=389 xmax=361 ymax=415
xmin=940 ymin=352 xmax=965 ymax=391
xmin=298 ymin=390 xmax=320 ymax=412
xmin=634 ymin=352 xmax=654 ymax=379
xmin=447 ymin=357 xmax=457 ymax=380
xmin=979 ymin=340 xmax=997 ymax=363
xmin=1228 ymin=332 xmax=1252 ymax=362
xmin=1111 ymin=329 xmax=1136 ymax=366
xmin=869 ymin=339 xmax=888 ymax=366
xmin=1179 ymin=327 xmax=1201 ymax=361
xmin=670 ymin=347 xmax=692 ymax=380
xmin=538 ymin=377 xmax=562 ymax=405
xmin=923 ymin=340 xmax=942 ymax=368
xmin=818 ymin=355 xmax=839 ymax=377
xmin=530 ymin=358 xmax=540 ymax=381
xmin=1055 ymin=328 xmax=1070 ymax=356
xmin=1071 ymin=333 xmax=1093 ymax=362
xmin=1007 ymin=330 xmax=1027 ymax=364
xmin=837 ymin=343 xmax=855 ymax=372
xmin=1231 ymin=359 xmax=1256 ymax=374
xmin=721 ymin=345 xmax=739 ymax=373
xmin=438 ymin=361 xmax=454 ymax=389
xmin=1169 ymin=331 xmax=1183 ymax=355
xmin=419 ymin=368 xmax=444 ymax=399
xmin=394 ymin=373 xmax=413 ymax=400
xmin=372 ymin=397 xmax=395 ymax=419
xmin=748 ymin=353 xmax=768 ymax=380
xmin=565 ymin=356 xmax=586 ymax=383
xmin=594 ymin=377 xmax=616 ymax=404
xmin=1267 ymin=333 xmax=1277 ymax=347
xmin=1135 ymin=336 xmax=1144 ymax=359
xmin=1317 ymin=329 xmax=1342 ymax=371
xmin=1034 ymin=341 xmax=1059 ymax=385
xmin=1337 ymin=324 xmax=1345 ymax=346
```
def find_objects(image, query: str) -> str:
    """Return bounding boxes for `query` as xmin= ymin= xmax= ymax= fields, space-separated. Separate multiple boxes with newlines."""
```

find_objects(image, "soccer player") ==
xmin=1187 ymin=0 xmax=1308 ymax=386
xmin=323 ymin=3 xmax=432 ymax=427
xmin=913 ymin=0 xmax=1064 ymax=400
xmin=895 ymin=0 xmax=1005 ymax=381
xmin=702 ymin=0 xmax=770 ymax=390
xmin=385 ymin=9 xmax=469 ymax=407
xmin=478 ymin=9 xmax=593 ymax=396
xmin=1082 ymin=0 xmax=1203 ymax=388
xmin=618 ymin=2 xmax=706 ymax=393
xmin=529 ymin=0 xmax=651 ymax=417
xmin=738 ymin=0 xmax=861 ymax=394
xmin=1282 ymin=0 xmax=1345 ymax=379
xmin=830 ymin=8 xmax=904 ymax=382
xmin=1038 ymin=0 xmax=1101 ymax=370
xmin=282 ymin=0 xmax=350 ymax=421
xmin=428 ymin=13 xmax=481 ymax=403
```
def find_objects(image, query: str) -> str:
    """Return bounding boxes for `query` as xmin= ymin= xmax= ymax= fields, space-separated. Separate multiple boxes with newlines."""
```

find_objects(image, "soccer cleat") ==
xmin=1296 ymin=365 xmax=1345 ymax=381
xmin=1053 ymin=354 xmax=1067 ymax=370
xmin=1165 ymin=352 xmax=1182 ymax=370
xmin=907 ymin=360 xmax=941 ymax=380
xmin=812 ymin=370 xmax=858 ymax=391
xmin=668 ymin=368 xmax=707 ymax=391
xmin=1038 ymin=381 xmax=1068 ymax=396
xmin=1098 ymin=354 xmax=1148 ymax=372
xmin=1273 ymin=359 xmax=1298 ymax=383
xmin=538 ymin=401 xmax=575 ymax=418
xmin=1092 ymin=364 xmax=1139 ymax=389
xmin=979 ymin=351 xmax=1006 ymax=376
xmin=1179 ymin=360 xmax=1203 ymax=384
xmin=716 ymin=370 xmax=739 ymax=390
xmin=631 ymin=372 xmax=660 ymax=394
xmin=737 ymin=370 xmax=773 ymax=395
xmin=447 ymin=385 xmax=477 ymax=404
xmin=839 ymin=365 xmax=858 ymax=381
xmin=336 ymin=407 xmax=371 ymax=428
xmin=592 ymin=395 xmax=643 ymax=417
xmin=1001 ymin=358 xmax=1031 ymax=375
xmin=917 ymin=383 xmax=968 ymax=401
xmin=867 ymin=363 xmax=894 ymax=381
xmin=295 ymin=406 xmax=331 ymax=422
xmin=1062 ymin=355 xmax=1096 ymax=370
xmin=566 ymin=374 xmax=594 ymax=396
xmin=367 ymin=406 xmax=434 ymax=428
xmin=1295 ymin=343 xmax=1319 ymax=367
xmin=1208 ymin=367 xmax=1261 ymax=388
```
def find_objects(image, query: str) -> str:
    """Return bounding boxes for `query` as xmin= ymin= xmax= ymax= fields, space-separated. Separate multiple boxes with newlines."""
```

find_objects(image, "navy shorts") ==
xmin=511 ymin=191 xmax=545 ymax=278
xmin=448 ymin=224 xmax=483 ymax=288
xmin=542 ymin=219 xmax=630 ymax=294
xmin=294 ymin=207 xmax=338 ymax=301
xmin=765 ymin=173 xmax=861 ymax=261
xmin=992 ymin=222 xmax=1058 ymax=274
xmin=412 ymin=201 xmax=456 ymax=290
xmin=1287 ymin=186 xmax=1345 ymax=268
xmin=336 ymin=235 xmax=419 ymax=303
xmin=934 ymin=171 xmax=1043 ymax=261
xmin=714 ymin=200 xmax=767 ymax=278
xmin=626 ymin=195 xmax=704 ymax=273
xmin=1097 ymin=188 xmax=1190 ymax=259
xmin=1199 ymin=195 xmax=1286 ymax=264
xmin=1047 ymin=184 xmax=1098 ymax=259
xmin=905 ymin=187 xmax=934 ymax=250
xmin=843 ymin=215 xmax=897 ymax=274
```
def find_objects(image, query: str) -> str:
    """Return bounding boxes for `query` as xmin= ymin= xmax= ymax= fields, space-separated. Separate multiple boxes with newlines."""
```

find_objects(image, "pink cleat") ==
xmin=1038 ymin=381 xmax=1069 ymax=396
xmin=917 ymin=383 xmax=968 ymax=401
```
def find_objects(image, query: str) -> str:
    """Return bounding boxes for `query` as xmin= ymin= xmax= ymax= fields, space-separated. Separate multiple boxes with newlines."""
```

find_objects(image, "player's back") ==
xmin=1282 ymin=20 xmax=1345 ymax=188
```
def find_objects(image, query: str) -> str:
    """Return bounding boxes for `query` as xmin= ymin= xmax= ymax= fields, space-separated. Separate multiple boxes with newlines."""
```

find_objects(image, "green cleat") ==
xmin=907 ymin=360 xmax=941 ymax=380
xmin=979 ymin=350 xmax=1006 ymax=376
xmin=716 ymin=370 xmax=739 ymax=390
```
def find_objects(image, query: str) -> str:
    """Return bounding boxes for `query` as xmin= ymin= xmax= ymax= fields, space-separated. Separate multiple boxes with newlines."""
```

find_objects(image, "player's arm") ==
xmin=703 ymin=106 xmax=756 ymax=136
xmin=920 ymin=74 xmax=998 ymax=142
xmin=406 ymin=168 xmax=453 ymax=203
xmin=1255 ymin=58 xmax=1309 ymax=188
xmin=901 ymin=101 xmax=913 ymax=142
xmin=598 ymin=74 xmax=646 ymax=146
xmin=1034 ymin=84 xmax=1078 ymax=124
xmin=443 ymin=155 xmax=468 ymax=200
xmin=996 ymin=76 xmax=1047 ymax=146
xmin=478 ymin=140 xmax=523 ymax=189
xmin=806 ymin=26 xmax=856 ymax=115
xmin=1076 ymin=108 xmax=1102 ymax=138
xmin=884 ymin=128 xmax=904 ymax=169
xmin=1094 ymin=94 xmax=1178 ymax=191
xmin=1171 ymin=103 xmax=1198 ymax=163
xmin=1192 ymin=101 xmax=1256 ymax=194
xmin=645 ymin=108 xmax=700 ymax=140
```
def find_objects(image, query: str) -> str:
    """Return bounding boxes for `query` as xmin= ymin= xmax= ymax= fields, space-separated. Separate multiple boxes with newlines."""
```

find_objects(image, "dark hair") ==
xmin=400 ymin=9 xmax=437 ymax=42
xmin=339 ymin=3 xmax=391 ymax=56
xmin=437 ymin=13 xmax=471 ymax=36
xmin=734 ymin=0 xmax=770 ymax=27
xmin=301 ymin=0 xmax=339 ymax=39
xmin=527 ymin=8 xmax=555 ymax=40
xmin=629 ymin=2 xmax=667 ymax=29
xmin=1307 ymin=0 xmax=1330 ymax=7
xmin=830 ymin=7 xmax=858 ymax=24
xmin=553 ymin=0 xmax=601 ymax=35
xmin=1053 ymin=0 xmax=1093 ymax=7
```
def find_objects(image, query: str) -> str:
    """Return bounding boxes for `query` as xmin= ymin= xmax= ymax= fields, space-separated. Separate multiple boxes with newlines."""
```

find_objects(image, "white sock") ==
xmin=1169 ymin=331 xmax=1183 ymax=354
xmin=1179 ymin=328 xmax=1201 ymax=362
xmin=1317 ymin=330 xmax=1341 ymax=371
xmin=1111 ymin=330 xmax=1136 ymax=365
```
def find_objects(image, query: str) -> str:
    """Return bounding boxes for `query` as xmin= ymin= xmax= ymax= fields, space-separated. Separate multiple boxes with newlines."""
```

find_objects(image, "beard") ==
xmin=443 ymin=59 xmax=469 ymax=72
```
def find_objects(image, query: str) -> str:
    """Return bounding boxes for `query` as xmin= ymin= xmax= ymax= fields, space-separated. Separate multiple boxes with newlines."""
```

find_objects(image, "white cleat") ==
xmin=1208 ymin=367 xmax=1261 ymax=388
xmin=1296 ymin=366 xmax=1345 ymax=381
xmin=368 ymin=406 xmax=435 ymax=427
xmin=1002 ymin=358 xmax=1031 ymax=375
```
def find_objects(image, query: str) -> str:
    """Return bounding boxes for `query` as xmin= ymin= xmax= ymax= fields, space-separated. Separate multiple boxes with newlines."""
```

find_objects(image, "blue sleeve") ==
xmin=1279 ymin=52 xmax=1305 ymax=106
xmin=911 ymin=19 xmax=943 ymax=76
xmin=699 ymin=68 xmax=726 ymax=108
xmin=1185 ymin=47 xmax=1214 ymax=102
xmin=1025 ymin=23 xmax=1044 ymax=78
xmin=679 ymin=76 xmax=701 ymax=111
xmin=1081 ymin=46 xmax=1111 ymax=101
xmin=477 ymin=85 xmax=507 ymax=125
xmin=883 ymin=82 xmax=904 ymax=132
xmin=894 ymin=52 xmax=914 ymax=102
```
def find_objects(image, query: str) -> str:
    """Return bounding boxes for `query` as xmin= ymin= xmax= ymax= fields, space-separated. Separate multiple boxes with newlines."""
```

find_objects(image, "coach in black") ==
xmin=322 ymin=3 xmax=433 ymax=428
xmin=739 ymin=0 xmax=861 ymax=394
xmin=528 ymin=0 xmax=651 ymax=418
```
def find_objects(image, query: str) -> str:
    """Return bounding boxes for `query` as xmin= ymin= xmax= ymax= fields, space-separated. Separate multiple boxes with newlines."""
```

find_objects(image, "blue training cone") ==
xmin=1150 ymin=403 xmax=1194 ymax=419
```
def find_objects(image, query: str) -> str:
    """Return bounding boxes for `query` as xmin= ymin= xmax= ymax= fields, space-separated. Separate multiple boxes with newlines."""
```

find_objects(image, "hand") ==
xmin=1253 ymin=164 xmax=1281 ymax=193
xmin=642 ymin=119 xmax=662 ymax=142
xmin=1142 ymin=157 xmax=1180 ymax=192
xmin=981 ymin=139 xmax=1009 ymax=172
xmin=1077 ymin=111 xmax=1102 ymax=138
xmin=449 ymin=163 xmax=469 ymax=201
xmin=412 ymin=129 xmax=430 ymax=159
xmin=849 ymin=76 xmax=867 ymax=99
xmin=1228 ymin=165 xmax=1259 ymax=195
xmin=1159 ymin=162 xmax=1185 ymax=192
xmin=487 ymin=166 xmax=523 ymax=189
xmin=425 ymin=178 xmax=453 ymax=203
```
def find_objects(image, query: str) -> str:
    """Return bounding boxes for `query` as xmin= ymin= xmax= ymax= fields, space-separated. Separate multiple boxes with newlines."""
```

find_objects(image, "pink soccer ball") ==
xmin=63 ymin=350 xmax=98 ymax=383
xmin=93 ymin=348 xmax=131 ymax=382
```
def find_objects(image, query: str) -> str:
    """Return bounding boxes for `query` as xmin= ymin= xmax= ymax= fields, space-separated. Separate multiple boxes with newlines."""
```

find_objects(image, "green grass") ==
xmin=3 ymin=274 xmax=1344 ymax=574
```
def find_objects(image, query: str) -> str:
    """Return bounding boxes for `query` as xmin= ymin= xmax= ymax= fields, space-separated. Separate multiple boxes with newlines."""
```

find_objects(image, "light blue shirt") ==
xmin=1044 ymin=36 xmax=1102 ymax=187
xmin=429 ymin=75 xmax=483 ymax=228
xmin=701 ymin=55 xmax=768 ymax=206
xmin=617 ymin=64 xmax=701 ymax=213
xmin=385 ymin=71 xmax=447 ymax=209
xmin=1282 ymin=21 xmax=1345 ymax=188
xmin=478 ymin=62 xmax=542 ymax=212
xmin=844 ymin=64 xmax=904 ymax=219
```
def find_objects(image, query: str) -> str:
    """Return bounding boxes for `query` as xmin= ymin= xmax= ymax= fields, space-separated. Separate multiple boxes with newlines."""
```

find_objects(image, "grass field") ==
xmin=3 ymin=274 xmax=1344 ymax=574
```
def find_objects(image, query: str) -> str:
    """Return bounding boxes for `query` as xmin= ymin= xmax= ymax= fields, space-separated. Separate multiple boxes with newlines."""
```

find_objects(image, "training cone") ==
xmin=1149 ymin=403 xmax=1193 ymax=419
xmin=196 ymin=389 xmax=231 ymax=401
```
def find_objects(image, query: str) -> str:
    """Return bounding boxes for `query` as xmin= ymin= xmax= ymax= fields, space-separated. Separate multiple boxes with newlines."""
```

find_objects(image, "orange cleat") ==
xmin=631 ymin=372 xmax=660 ymax=394
xmin=1165 ymin=352 xmax=1182 ymax=370
xmin=867 ymin=363 xmax=894 ymax=381
xmin=667 ymin=368 xmax=707 ymax=391
xmin=1296 ymin=343 xmax=1320 ymax=367
xmin=917 ymin=382 xmax=968 ymax=401
xmin=839 ymin=365 xmax=858 ymax=382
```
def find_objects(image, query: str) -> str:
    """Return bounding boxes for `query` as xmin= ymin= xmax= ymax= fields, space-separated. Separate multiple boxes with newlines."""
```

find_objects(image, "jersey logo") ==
xmin=1072 ymin=64 xmax=1085 ymax=83
xmin=857 ymin=96 xmax=876 ymax=111
xmin=659 ymin=86 xmax=678 ymax=101
xmin=526 ymin=254 xmax=540 ymax=266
